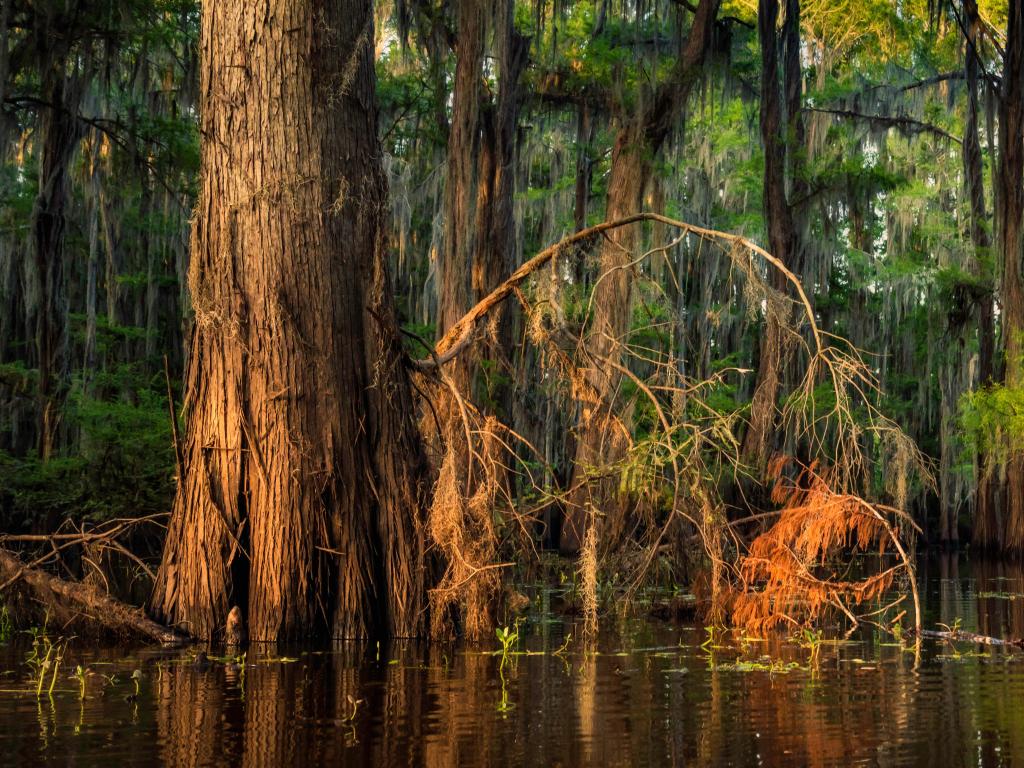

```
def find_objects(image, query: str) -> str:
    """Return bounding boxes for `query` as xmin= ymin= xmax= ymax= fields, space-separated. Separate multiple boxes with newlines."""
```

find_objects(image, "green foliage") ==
xmin=960 ymin=385 xmax=1024 ymax=463
xmin=0 ymin=605 xmax=12 ymax=644
xmin=401 ymin=322 xmax=437 ymax=358
xmin=0 ymin=372 xmax=175 ymax=526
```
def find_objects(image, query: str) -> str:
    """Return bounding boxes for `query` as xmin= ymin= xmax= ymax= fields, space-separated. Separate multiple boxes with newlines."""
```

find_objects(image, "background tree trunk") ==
xmin=151 ymin=0 xmax=429 ymax=642
xmin=741 ymin=0 xmax=801 ymax=466
xmin=472 ymin=2 xmax=528 ymax=417
xmin=998 ymin=0 xmax=1024 ymax=553
xmin=26 ymin=6 xmax=83 ymax=460
xmin=963 ymin=0 xmax=998 ymax=548
xmin=438 ymin=0 xmax=486 ymax=392
xmin=561 ymin=0 xmax=718 ymax=552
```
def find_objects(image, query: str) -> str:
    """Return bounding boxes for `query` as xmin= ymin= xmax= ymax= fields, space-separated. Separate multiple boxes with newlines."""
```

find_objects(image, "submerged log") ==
xmin=0 ymin=548 xmax=187 ymax=646
xmin=914 ymin=628 xmax=1024 ymax=647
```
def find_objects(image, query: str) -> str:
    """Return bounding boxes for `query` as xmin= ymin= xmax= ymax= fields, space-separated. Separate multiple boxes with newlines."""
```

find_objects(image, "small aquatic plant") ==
xmin=26 ymin=633 xmax=67 ymax=698
xmin=495 ymin=624 xmax=520 ymax=714
xmin=73 ymin=664 xmax=88 ymax=700
xmin=701 ymin=625 xmax=724 ymax=651
xmin=939 ymin=617 xmax=963 ymax=635
xmin=341 ymin=694 xmax=364 ymax=724
xmin=47 ymin=644 xmax=65 ymax=697
xmin=553 ymin=632 xmax=573 ymax=656
xmin=0 ymin=605 xmax=12 ymax=643
xmin=797 ymin=628 xmax=824 ymax=667
xmin=495 ymin=626 xmax=520 ymax=667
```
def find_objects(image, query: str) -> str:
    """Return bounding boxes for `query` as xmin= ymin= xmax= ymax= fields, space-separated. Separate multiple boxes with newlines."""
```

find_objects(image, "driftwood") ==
xmin=0 ymin=547 xmax=187 ymax=646
xmin=914 ymin=627 xmax=1024 ymax=647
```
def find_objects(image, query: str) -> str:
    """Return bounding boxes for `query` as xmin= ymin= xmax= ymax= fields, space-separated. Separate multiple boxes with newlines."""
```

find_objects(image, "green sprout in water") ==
xmin=73 ymin=664 xmax=88 ymax=700
xmin=701 ymin=625 xmax=720 ymax=651
xmin=553 ymin=632 xmax=573 ymax=656
xmin=939 ymin=617 xmax=963 ymax=636
xmin=798 ymin=628 xmax=824 ymax=668
xmin=30 ymin=635 xmax=66 ymax=698
xmin=496 ymin=625 xmax=520 ymax=714
xmin=45 ymin=640 xmax=65 ymax=697
xmin=124 ymin=669 xmax=143 ymax=702
xmin=496 ymin=625 xmax=519 ymax=663
xmin=341 ymin=693 xmax=364 ymax=724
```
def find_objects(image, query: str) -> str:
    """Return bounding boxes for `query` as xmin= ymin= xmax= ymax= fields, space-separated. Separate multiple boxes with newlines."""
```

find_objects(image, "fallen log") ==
xmin=914 ymin=627 xmax=1024 ymax=647
xmin=0 ymin=547 xmax=187 ymax=646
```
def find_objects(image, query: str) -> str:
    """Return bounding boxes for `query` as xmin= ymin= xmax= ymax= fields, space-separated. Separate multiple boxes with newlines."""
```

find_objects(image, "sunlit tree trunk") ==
xmin=998 ymin=0 xmax=1024 ymax=553
xmin=151 ymin=0 xmax=429 ymax=641
xmin=99 ymin=183 xmax=122 ymax=328
xmin=83 ymin=134 xmax=101 ymax=395
xmin=574 ymin=103 xmax=595 ymax=234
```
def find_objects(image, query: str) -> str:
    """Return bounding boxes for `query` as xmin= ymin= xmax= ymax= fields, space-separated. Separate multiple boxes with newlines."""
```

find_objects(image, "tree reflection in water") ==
xmin=5 ymin=557 xmax=1024 ymax=766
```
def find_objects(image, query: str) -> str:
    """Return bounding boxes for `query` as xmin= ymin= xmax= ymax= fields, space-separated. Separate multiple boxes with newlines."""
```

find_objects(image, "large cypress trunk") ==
xmin=998 ymin=0 xmax=1024 ymax=554
xmin=560 ymin=0 xmax=718 ymax=552
xmin=151 ymin=0 xmax=429 ymax=641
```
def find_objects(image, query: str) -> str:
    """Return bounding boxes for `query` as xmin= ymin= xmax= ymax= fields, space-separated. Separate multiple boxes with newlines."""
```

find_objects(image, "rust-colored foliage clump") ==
xmin=732 ymin=457 xmax=910 ymax=633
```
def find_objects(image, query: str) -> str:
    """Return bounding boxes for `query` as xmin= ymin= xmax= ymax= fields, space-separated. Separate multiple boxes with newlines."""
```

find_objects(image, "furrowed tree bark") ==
xmin=472 ymin=2 xmax=528 ymax=418
xmin=151 ymin=0 xmax=430 ymax=642
xmin=998 ymin=0 xmax=1024 ymax=554
xmin=425 ymin=0 xmax=528 ymax=639
xmin=741 ymin=0 xmax=801 ymax=466
xmin=26 ymin=27 xmax=82 ymax=460
xmin=560 ymin=0 xmax=718 ymax=553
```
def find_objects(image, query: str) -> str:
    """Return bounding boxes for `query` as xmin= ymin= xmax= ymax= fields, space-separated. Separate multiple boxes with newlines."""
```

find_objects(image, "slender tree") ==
xmin=25 ymin=2 xmax=84 ymax=460
xmin=472 ymin=0 xmax=528 ymax=417
xmin=741 ymin=0 xmax=803 ymax=466
xmin=561 ymin=0 xmax=719 ymax=552
xmin=438 ymin=0 xmax=487 ymax=392
xmin=962 ymin=0 xmax=997 ymax=548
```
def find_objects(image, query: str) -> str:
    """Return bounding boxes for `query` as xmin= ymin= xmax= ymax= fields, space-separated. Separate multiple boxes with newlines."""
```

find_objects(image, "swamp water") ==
xmin=3 ymin=556 xmax=1024 ymax=766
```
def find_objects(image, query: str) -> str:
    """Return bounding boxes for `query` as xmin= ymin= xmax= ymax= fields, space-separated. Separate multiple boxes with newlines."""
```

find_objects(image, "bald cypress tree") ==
xmin=151 ymin=0 xmax=430 ymax=641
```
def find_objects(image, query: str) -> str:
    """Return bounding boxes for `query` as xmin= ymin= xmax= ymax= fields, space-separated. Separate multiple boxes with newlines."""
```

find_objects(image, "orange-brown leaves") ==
xmin=732 ymin=457 xmax=899 ymax=634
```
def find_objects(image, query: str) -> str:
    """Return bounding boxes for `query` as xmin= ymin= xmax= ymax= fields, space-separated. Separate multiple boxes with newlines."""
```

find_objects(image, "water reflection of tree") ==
xmin=155 ymin=662 xmax=235 ymax=765
xmin=146 ymin=594 xmax=1024 ymax=767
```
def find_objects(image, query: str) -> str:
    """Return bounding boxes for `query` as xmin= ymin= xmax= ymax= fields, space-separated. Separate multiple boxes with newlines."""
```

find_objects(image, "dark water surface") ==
xmin=4 ymin=556 xmax=1024 ymax=766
